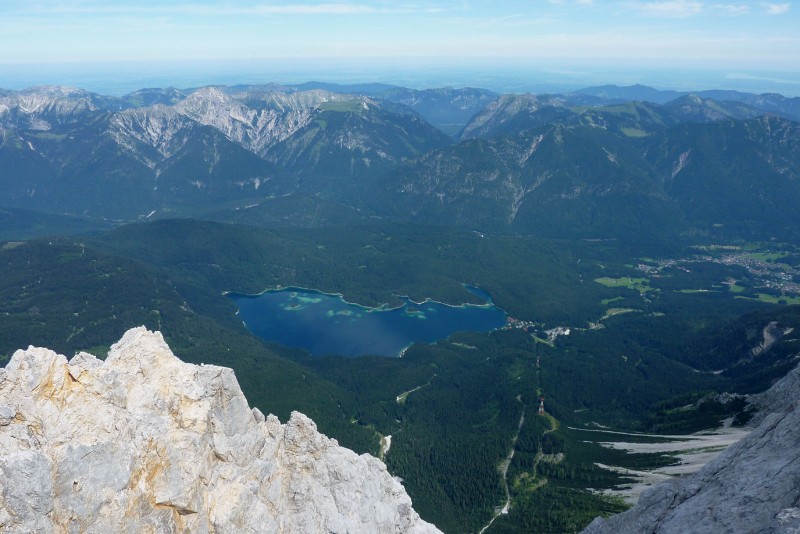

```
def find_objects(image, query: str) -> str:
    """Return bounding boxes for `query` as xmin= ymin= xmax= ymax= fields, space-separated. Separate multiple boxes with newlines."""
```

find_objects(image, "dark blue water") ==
xmin=229 ymin=287 xmax=507 ymax=357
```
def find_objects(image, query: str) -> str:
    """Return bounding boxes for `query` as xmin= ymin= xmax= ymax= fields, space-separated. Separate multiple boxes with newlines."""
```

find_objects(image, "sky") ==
xmin=1 ymin=1 xmax=799 ymax=94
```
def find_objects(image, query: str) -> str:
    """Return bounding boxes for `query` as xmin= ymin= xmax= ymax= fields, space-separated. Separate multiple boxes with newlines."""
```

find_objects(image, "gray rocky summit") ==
xmin=583 ymin=364 xmax=800 ymax=534
xmin=0 ymin=327 xmax=440 ymax=533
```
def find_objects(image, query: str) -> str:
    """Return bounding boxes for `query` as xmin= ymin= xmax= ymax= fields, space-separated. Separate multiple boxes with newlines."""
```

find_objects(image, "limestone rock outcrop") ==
xmin=583 ymin=363 xmax=800 ymax=534
xmin=0 ymin=327 xmax=440 ymax=533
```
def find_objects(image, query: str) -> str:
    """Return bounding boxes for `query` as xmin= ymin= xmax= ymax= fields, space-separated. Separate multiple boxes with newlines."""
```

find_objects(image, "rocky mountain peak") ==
xmin=0 ymin=86 xmax=123 ymax=131
xmin=19 ymin=85 xmax=87 ymax=98
xmin=172 ymin=87 xmax=345 ymax=155
xmin=0 ymin=327 xmax=439 ymax=533
xmin=109 ymin=104 xmax=198 ymax=160
xmin=458 ymin=93 xmax=567 ymax=140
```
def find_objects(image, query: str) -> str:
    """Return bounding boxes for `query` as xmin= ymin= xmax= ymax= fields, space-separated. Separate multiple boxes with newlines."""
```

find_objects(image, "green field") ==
xmin=318 ymin=100 xmax=368 ymax=113
xmin=594 ymin=276 xmax=651 ymax=293
xmin=736 ymin=293 xmax=800 ymax=305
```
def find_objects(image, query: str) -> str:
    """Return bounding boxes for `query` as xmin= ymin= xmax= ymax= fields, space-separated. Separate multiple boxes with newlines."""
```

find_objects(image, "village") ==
xmin=637 ymin=249 xmax=800 ymax=297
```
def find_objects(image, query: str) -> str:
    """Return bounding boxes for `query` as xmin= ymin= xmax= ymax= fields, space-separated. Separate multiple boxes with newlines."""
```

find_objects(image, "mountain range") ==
xmin=3 ymin=80 xmax=800 ymax=533
xmin=2 ymin=82 xmax=800 ymax=240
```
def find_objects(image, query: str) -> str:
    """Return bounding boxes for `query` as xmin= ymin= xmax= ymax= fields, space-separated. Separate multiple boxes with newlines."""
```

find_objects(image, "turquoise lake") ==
xmin=229 ymin=286 xmax=507 ymax=357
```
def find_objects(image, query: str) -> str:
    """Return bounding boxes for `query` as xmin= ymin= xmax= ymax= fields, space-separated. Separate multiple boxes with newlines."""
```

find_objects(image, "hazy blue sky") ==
xmin=1 ymin=1 xmax=798 ymax=93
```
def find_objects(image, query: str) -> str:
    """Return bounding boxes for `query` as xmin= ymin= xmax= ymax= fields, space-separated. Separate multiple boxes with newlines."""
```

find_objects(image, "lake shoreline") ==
xmin=229 ymin=285 xmax=508 ymax=358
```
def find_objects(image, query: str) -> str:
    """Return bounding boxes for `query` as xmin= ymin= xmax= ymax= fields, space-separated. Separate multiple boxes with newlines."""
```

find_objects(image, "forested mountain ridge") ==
xmin=0 ymin=110 xmax=282 ymax=219
xmin=572 ymin=83 xmax=800 ymax=120
xmin=368 ymin=122 xmax=684 ymax=238
xmin=289 ymin=82 xmax=498 ymax=136
xmin=0 ymin=86 xmax=447 ymax=220
xmin=645 ymin=115 xmax=800 ymax=238
xmin=376 ymin=114 xmax=800 ymax=240
xmin=263 ymin=100 xmax=452 ymax=194
xmin=457 ymin=92 xmax=781 ymax=141
xmin=2 ymin=82 xmax=800 ymax=241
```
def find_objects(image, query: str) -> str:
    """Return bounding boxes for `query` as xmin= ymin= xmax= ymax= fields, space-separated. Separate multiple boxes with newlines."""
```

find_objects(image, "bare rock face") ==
xmin=582 ymin=363 xmax=800 ymax=534
xmin=747 ymin=355 xmax=800 ymax=427
xmin=0 ymin=327 xmax=440 ymax=534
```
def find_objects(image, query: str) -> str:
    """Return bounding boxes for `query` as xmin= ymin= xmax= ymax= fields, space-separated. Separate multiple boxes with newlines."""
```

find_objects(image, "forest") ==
xmin=2 ymin=220 xmax=799 ymax=532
